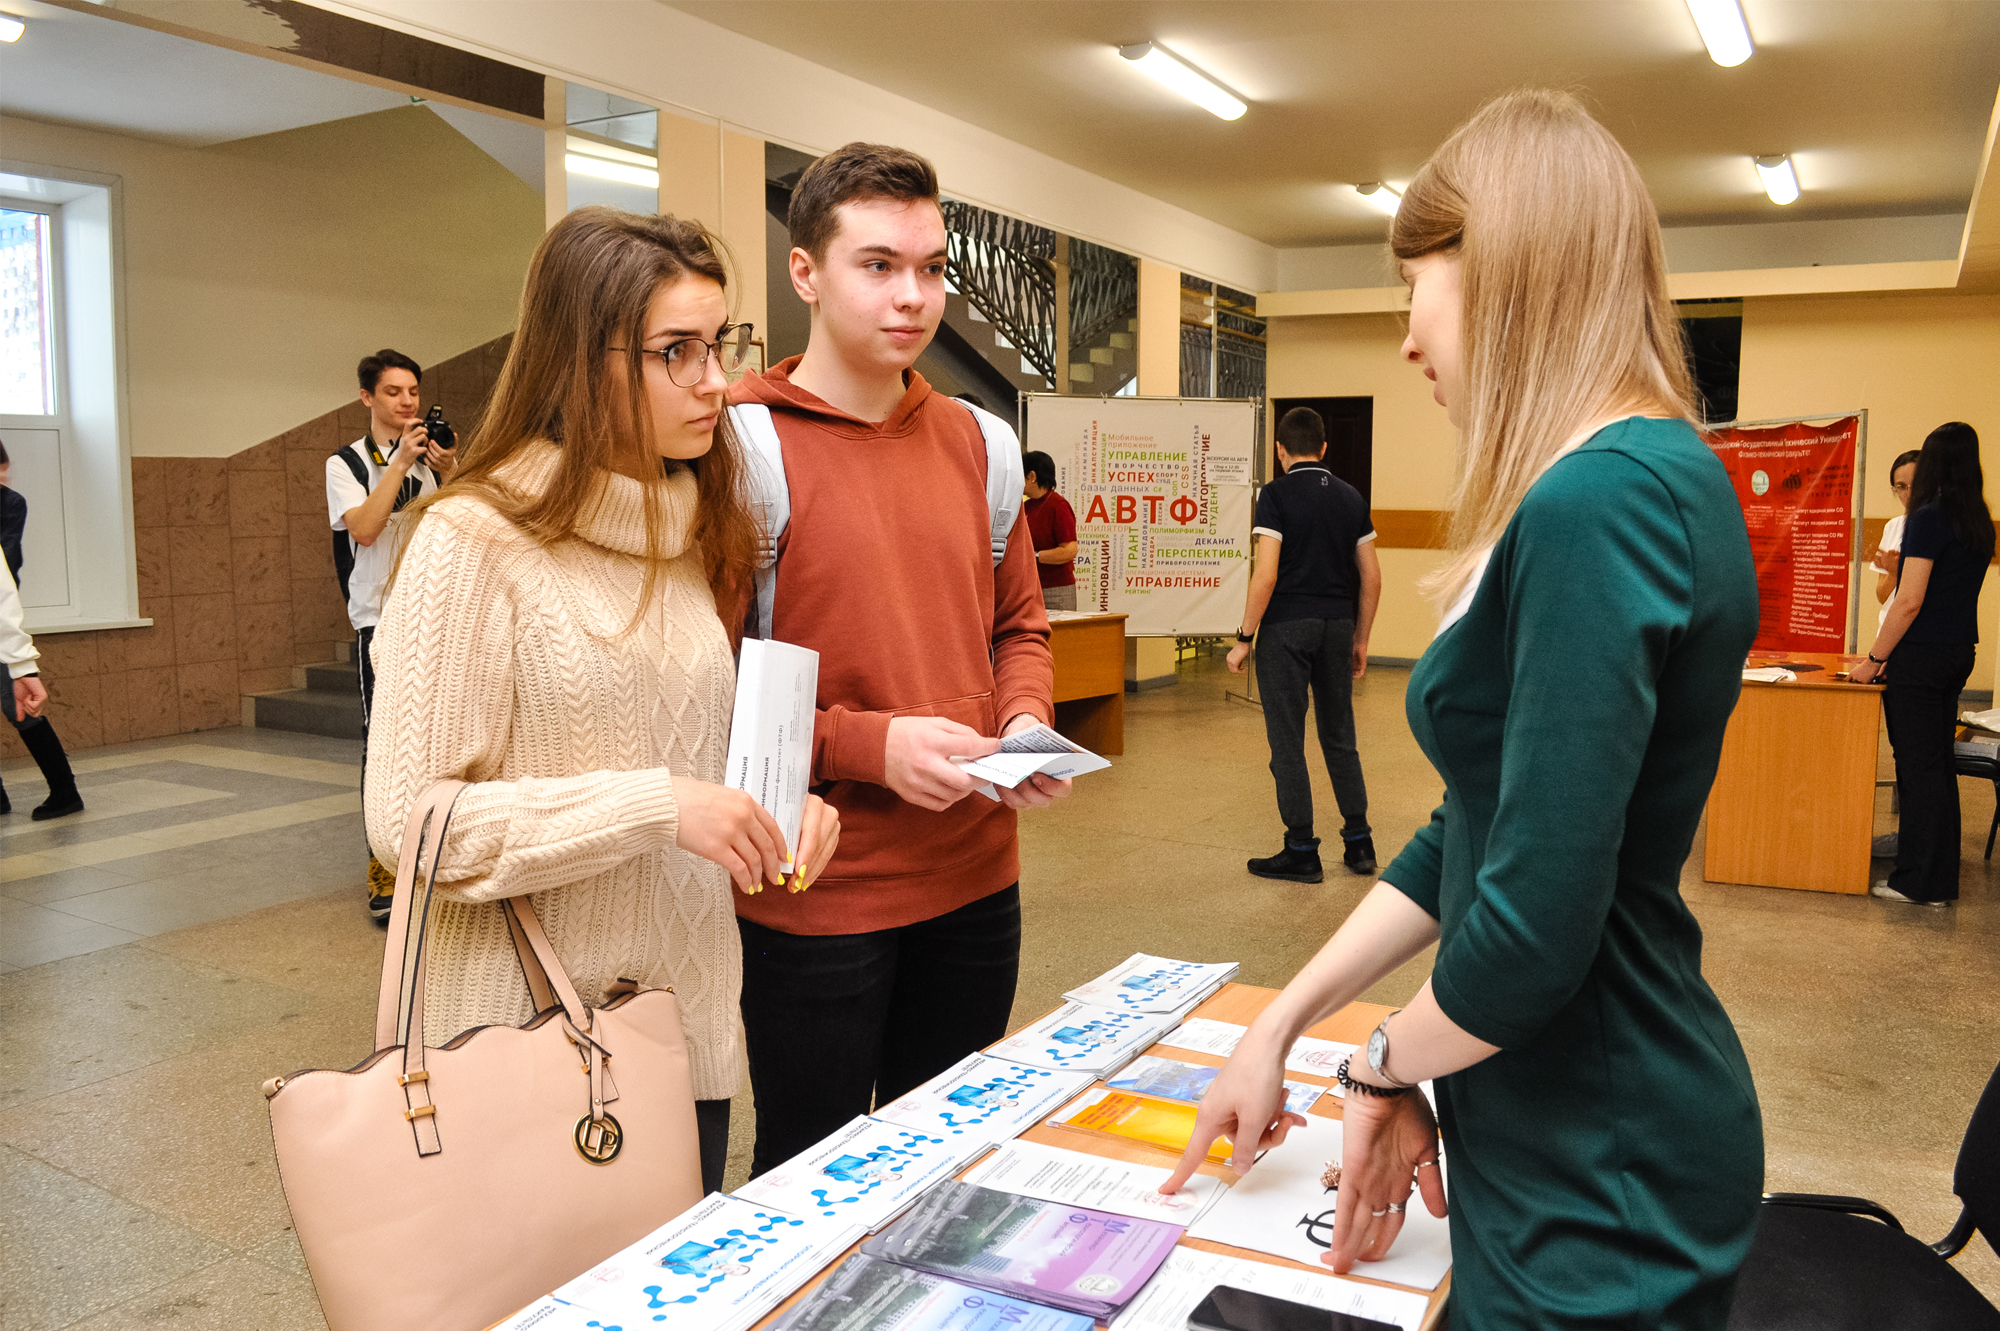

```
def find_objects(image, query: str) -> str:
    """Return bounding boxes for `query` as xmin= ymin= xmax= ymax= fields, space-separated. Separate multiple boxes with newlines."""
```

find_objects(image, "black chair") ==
xmin=1728 ymin=1060 xmax=2000 ymax=1329
xmin=1954 ymin=751 xmax=2000 ymax=859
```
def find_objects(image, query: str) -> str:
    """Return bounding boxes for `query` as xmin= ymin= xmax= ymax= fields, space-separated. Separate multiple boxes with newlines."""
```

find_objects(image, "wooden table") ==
xmin=1051 ymin=612 xmax=1127 ymax=756
xmin=750 ymin=983 xmax=1448 ymax=1331
xmin=1704 ymin=651 xmax=1884 ymax=894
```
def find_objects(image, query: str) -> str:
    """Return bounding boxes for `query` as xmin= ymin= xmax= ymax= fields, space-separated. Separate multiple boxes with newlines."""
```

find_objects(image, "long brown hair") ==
xmin=398 ymin=207 xmax=759 ymax=623
xmin=1393 ymin=90 xmax=1694 ymax=602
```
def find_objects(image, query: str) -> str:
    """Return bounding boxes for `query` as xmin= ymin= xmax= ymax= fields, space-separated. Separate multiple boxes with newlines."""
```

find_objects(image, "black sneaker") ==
xmin=31 ymin=790 xmax=83 ymax=822
xmin=1249 ymin=839 xmax=1323 ymax=883
xmin=1342 ymin=835 xmax=1377 ymax=875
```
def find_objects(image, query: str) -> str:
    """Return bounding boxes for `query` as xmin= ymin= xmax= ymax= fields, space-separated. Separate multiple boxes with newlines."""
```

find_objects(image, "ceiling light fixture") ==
xmin=566 ymin=153 xmax=658 ymax=190
xmin=1355 ymin=182 xmax=1402 ymax=216
xmin=1684 ymin=0 xmax=1752 ymax=67
xmin=1753 ymin=154 xmax=1799 ymax=205
xmin=1117 ymin=42 xmax=1246 ymax=121
xmin=0 ymin=16 xmax=24 ymax=42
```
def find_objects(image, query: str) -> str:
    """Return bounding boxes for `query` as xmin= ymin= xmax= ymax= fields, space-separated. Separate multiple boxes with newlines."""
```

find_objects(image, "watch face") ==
xmin=1367 ymin=1025 xmax=1388 ymax=1071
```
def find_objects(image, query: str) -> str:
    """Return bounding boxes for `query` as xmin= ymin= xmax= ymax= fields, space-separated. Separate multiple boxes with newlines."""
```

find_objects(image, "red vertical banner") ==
xmin=1704 ymin=416 xmax=1860 ymax=652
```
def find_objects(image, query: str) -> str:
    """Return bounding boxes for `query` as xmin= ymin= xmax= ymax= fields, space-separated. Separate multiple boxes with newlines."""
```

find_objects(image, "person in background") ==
xmin=1867 ymin=447 xmax=1921 ymax=860
xmin=0 ymin=439 xmax=81 ymax=821
xmin=364 ymin=208 xmax=839 ymax=1194
xmin=1850 ymin=422 xmax=1992 ymax=906
xmin=1227 ymin=407 xmax=1378 ymax=882
xmin=1021 ymin=450 xmax=1080 ymax=612
xmin=1166 ymin=91 xmax=1764 ymax=1329
xmin=327 ymin=349 xmax=456 ymax=921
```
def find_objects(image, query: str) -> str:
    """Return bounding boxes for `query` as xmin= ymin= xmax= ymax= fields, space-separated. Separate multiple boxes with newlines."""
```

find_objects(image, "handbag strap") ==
xmin=371 ymin=781 xmax=612 ymax=1158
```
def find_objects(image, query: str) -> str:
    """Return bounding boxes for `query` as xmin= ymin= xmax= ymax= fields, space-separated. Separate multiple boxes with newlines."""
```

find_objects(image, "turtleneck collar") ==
xmin=495 ymin=441 xmax=698 ymax=559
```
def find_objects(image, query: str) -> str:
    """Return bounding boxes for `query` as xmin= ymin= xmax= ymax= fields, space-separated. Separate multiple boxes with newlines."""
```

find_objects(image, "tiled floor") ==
xmin=3 ymin=655 xmax=1996 ymax=1327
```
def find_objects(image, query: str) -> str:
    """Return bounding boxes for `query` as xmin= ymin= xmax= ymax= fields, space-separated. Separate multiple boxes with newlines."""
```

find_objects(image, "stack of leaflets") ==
xmin=733 ymin=1116 xmax=990 ymax=1234
xmin=869 ymin=1052 xmax=1094 ymax=1145
xmin=984 ymin=1003 xmax=1179 ymax=1077
xmin=1157 ymin=1018 xmax=1358 ymax=1088
xmin=556 ymin=1194 xmax=849 ymax=1331
xmin=1062 ymin=954 xmax=1240 ymax=1016
xmin=862 ymin=1181 xmax=1181 ymax=1319
xmin=771 ymin=1254 xmax=1096 ymax=1331
xmin=959 ymin=1138 xmax=1225 ymax=1225
xmin=1108 ymin=1054 xmax=1326 ymax=1115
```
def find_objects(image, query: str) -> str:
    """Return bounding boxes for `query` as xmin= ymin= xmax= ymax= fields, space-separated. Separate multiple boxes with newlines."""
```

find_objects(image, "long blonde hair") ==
xmin=396 ymin=208 xmax=760 ymax=625
xmin=1394 ymin=90 xmax=1695 ymax=602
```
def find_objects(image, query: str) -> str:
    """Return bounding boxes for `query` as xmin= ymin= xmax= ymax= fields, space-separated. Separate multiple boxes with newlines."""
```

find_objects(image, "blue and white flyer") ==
xmin=556 ymin=1194 xmax=845 ymax=1331
xmin=984 ymin=1002 xmax=1178 ymax=1076
xmin=1062 ymin=954 xmax=1239 ymax=1015
xmin=870 ymin=1053 xmax=1093 ymax=1144
xmin=732 ymin=1116 xmax=988 ymax=1234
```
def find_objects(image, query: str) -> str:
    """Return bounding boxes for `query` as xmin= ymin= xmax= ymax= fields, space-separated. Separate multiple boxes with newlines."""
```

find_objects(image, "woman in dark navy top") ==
xmin=1851 ymin=422 xmax=1993 ymax=904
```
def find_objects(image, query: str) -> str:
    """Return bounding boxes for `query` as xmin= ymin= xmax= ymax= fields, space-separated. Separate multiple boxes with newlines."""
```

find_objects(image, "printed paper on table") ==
xmin=1155 ymin=1019 xmax=1358 ymax=1088
xmin=491 ymin=1297 xmax=600 ymax=1330
xmin=771 ymin=1254 xmax=1096 ymax=1331
xmin=1063 ymin=954 xmax=1240 ymax=1014
xmin=556 ymin=1193 xmax=846 ymax=1331
xmin=958 ymin=1137 xmax=1225 ymax=1225
xmin=1186 ymin=1114 xmax=1452 ymax=1291
xmin=869 ymin=1052 xmax=1092 ymax=1144
xmin=1108 ymin=1054 xmax=1325 ymax=1115
xmin=733 ymin=1116 xmax=986 ymax=1233
xmin=1048 ymin=1088 xmax=1231 ymax=1163
xmin=725 ymin=638 xmax=819 ymax=873
xmin=1107 ymin=1247 xmax=1432 ymax=1331
xmin=863 ymin=1180 xmax=1181 ymax=1318
xmin=985 ymin=1002 xmax=1177 ymax=1075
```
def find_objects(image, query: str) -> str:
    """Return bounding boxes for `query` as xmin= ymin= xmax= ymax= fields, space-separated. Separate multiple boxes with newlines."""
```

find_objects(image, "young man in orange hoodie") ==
xmin=728 ymin=143 xmax=1065 ymax=1174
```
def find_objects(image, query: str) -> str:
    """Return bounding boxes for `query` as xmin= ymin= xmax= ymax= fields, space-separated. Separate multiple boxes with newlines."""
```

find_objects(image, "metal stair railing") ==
xmin=1069 ymin=238 xmax=1139 ymax=352
xmin=941 ymin=199 xmax=1058 ymax=382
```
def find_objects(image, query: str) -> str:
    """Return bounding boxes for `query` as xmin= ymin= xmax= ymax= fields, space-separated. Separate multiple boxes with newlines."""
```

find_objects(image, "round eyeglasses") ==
xmin=611 ymin=323 xmax=756 ymax=387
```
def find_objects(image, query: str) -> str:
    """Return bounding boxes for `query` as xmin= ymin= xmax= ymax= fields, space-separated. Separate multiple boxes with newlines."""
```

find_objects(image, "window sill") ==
xmin=24 ymin=617 xmax=154 ymax=635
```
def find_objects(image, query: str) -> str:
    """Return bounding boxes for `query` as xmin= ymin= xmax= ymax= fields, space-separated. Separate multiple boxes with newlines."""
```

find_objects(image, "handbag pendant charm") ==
xmin=574 ymin=1112 xmax=624 ymax=1163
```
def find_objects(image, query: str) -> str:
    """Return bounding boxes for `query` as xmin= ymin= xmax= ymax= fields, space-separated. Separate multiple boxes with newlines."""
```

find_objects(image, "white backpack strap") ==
xmin=729 ymin=403 xmax=787 ymax=641
xmin=959 ymin=401 xmax=1023 ymax=568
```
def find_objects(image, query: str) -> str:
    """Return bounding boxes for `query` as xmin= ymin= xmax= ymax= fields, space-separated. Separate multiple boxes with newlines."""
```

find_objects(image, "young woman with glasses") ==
xmin=364 ymin=207 xmax=839 ymax=1192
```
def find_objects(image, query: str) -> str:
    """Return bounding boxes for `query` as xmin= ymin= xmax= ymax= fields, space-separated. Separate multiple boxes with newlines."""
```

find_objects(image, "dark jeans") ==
xmin=356 ymin=626 xmax=377 ymax=860
xmin=695 ymin=1097 xmax=729 ymax=1195
xmin=1254 ymin=616 xmax=1369 ymax=844
xmin=738 ymin=885 xmax=1022 ymax=1176
xmin=1885 ymin=640 xmax=1976 ymax=902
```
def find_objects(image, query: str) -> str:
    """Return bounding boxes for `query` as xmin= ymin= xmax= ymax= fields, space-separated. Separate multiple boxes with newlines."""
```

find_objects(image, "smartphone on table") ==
xmin=1188 ymin=1285 xmax=1399 ymax=1331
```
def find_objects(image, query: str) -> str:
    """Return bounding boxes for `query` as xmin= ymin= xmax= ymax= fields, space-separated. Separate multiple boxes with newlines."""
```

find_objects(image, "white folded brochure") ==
xmin=731 ymin=1115 xmax=989 ymax=1235
xmin=959 ymin=1137 xmax=1226 ymax=1226
xmin=984 ymin=1001 xmax=1180 ymax=1075
xmin=556 ymin=1193 xmax=849 ymax=1331
xmin=1185 ymin=1113 xmax=1452 ymax=1291
xmin=868 ymin=1051 xmax=1093 ymax=1145
xmin=726 ymin=638 xmax=819 ymax=873
xmin=491 ymin=1297 xmax=600 ymax=1330
xmin=1063 ymin=953 xmax=1240 ymax=1014
xmin=1741 ymin=666 xmax=1796 ymax=683
xmin=1156 ymin=1016 xmax=1359 ymax=1089
xmin=953 ymin=722 xmax=1111 ymax=801
xmin=1108 ymin=1247 xmax=1433 ymax=1331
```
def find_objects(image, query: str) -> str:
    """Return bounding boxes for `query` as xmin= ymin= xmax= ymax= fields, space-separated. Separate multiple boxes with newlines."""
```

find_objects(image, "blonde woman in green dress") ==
xmin=1164 ymin=90 xmax=1763 ymax=1328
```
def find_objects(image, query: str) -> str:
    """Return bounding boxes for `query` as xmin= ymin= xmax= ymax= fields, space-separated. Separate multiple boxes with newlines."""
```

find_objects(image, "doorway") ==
xmin=1270 ymin=396 xmax=1373 ymax=502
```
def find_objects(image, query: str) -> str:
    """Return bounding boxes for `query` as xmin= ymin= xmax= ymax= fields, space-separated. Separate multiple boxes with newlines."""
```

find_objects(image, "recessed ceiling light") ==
xmin=1117 ymin=42 xmax=1246 ymax=121
xmin=566 ymin=153 xmax=658 ymax=190
xmin=1685 ymin=0 xmax=1753 ymax=67
xmin=0 ymin=16 xmax=25 ymax=42
xmin=1355 ymin=182 xmax=1402 ymax=217
xmin=1753 ymin=154 xmax=1799 ymax=205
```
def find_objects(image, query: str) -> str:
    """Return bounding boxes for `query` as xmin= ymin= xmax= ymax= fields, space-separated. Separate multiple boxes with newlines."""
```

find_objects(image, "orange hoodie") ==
xmin=728 ymin=359 xmax=1054 ymax=935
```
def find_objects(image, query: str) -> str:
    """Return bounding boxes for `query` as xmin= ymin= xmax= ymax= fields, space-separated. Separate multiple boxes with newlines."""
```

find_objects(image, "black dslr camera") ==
xmin=420 ymin=404 xmax=455 ymax=451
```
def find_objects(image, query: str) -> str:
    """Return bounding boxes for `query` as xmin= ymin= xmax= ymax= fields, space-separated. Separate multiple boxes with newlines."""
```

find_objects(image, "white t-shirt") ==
xmin=1876 ymin=513 xmax=1906 ymax=628
xmin=326 ymin=437 xmax=440 ymax=631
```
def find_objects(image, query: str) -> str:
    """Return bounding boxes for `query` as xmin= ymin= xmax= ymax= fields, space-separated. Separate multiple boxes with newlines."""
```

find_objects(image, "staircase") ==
xmin=248 ymin=642 xmax=365 ymax=740
xmin=942 ymin=291 xmax=1139 ymax=400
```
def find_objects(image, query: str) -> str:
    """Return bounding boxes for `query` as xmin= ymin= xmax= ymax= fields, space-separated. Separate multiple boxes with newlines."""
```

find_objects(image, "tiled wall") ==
xmin=4 ymin=334 xmax=511 ymax=761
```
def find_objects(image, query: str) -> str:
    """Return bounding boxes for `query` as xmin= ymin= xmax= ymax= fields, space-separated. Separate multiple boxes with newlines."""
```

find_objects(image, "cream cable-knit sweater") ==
xmin=364 ymin=443 xmax=740 ymax=1100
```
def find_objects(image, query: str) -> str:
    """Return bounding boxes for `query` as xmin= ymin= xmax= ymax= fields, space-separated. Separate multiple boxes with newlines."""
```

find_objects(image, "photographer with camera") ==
xmin=327 ymin=348 xmax=457 ymax=921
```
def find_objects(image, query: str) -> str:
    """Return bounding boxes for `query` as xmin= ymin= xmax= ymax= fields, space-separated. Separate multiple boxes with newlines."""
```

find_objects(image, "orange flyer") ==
xmin=1052 ymin=1091 xmax=1232 ymax=1162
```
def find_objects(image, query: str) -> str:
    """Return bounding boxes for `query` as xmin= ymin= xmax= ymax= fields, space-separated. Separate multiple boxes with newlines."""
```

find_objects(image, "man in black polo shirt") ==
xmin=1227 ymin=407 xmax=1380 ymax=882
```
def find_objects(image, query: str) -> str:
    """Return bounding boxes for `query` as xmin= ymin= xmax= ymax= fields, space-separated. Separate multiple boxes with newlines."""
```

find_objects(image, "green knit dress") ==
xmin=1381 ymin=417 xmax=1765 ymax=1329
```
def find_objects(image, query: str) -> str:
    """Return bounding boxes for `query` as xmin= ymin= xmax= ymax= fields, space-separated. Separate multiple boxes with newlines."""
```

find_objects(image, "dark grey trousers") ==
xmin=1254 ymin=616 xmax=1369 ymax=845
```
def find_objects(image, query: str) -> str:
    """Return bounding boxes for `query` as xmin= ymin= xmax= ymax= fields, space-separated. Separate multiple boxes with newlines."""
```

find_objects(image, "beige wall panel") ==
xmin=1136 ymin=259 xmax=1179 ymax=397
xmin=4 ymin=106 xmax=541 ymax=460
xmin=657 ymin=109 xmax=722 ymax=225
xmin=1373 ymin=546 xmax=1449 ymax=661
xmin=721 ymin=129 xmax=768 ymax=344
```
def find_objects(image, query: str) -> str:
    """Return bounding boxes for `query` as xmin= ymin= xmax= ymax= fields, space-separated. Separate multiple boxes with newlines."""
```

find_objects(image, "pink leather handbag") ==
xmin=263 ymin=781 xmax=704 ymax=1331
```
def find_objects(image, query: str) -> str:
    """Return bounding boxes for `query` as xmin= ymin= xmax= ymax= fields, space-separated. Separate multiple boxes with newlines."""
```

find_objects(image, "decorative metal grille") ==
xmin=1069 ymin=239 xmax=1138 ymax=351
xmin=1180 ymin=323 xmax=1213 ymax=397
xmin=940 ymin=199 xmax=1058 ymax=381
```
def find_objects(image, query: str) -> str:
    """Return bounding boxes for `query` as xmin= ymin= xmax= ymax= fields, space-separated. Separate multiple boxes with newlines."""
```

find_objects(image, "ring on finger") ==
xmin=1370 ymin=1208 xmax=1388 ymax=1218
xmin=1416 ymin=1161 xmax=1438 ymax=1170
xmin=1386 ymin=1202 xmax=1406 ymax=1214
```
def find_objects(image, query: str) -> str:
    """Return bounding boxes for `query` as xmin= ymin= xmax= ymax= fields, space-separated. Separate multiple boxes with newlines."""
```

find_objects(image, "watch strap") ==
xmin=1337 ymin=1054 xmax=1411 ymax=1099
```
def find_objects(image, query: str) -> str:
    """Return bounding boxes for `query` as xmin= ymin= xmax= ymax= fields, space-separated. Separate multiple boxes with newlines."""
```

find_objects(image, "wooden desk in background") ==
xmin=1049 ymin=611 xmax=1126 ymax=755
xmin=1704 ymin=651 xmax=1884 ymax=895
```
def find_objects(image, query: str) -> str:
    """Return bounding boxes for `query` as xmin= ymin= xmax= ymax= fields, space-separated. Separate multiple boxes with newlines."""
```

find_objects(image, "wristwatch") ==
xmin=1336 ymin=1054 xmax=1410 ymax=1099
xmin=1236 ymin=630 xmax=1255 ymax=644
xmin=1366 ymin=1014 xmax=1418 ymax=1089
